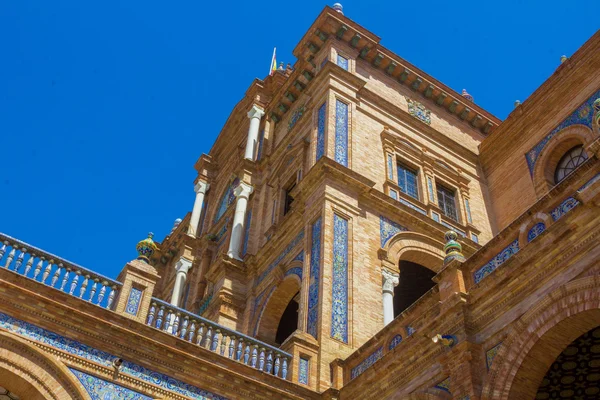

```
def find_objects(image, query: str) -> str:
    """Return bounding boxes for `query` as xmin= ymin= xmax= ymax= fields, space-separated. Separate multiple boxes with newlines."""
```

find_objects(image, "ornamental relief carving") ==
xmin=405 ymin=97 xmax=432 ymax=125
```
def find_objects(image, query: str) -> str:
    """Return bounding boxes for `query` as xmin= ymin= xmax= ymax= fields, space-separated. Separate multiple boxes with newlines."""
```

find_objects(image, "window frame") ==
xmin=436 ymin=183 xmax=459 ymax=222
xmin=396 ymin=162 xmax=420 ymax=200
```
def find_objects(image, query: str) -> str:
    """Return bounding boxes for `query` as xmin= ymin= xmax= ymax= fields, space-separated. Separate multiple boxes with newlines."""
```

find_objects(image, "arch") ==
xmin=0 ymin=330 xmax=88 ymax=400
xmin=481 ymin=276 xmax=600 ymax=400
xmin=517 ymin=212 xmax=552 ymax=247
xmin=256 ymin=275 xmax=302 ymax=345
xmin=532 ymin=125 xmax=595 ymax=196
xmin=385 ymin=232 xmax=445 ymax=273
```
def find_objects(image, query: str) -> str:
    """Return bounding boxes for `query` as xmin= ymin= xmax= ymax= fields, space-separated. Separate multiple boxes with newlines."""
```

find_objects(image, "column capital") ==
xmin=247 ymin=104 xmax=265 ymax=120
xmin=382 ymin=269 xmax=399 ymax=293
xmin=175 ymin=257 xmax=193 ymax=275
xmin=234 ymin=181 xmax=254 ymax=199
xmin=194 ymin=181 xmax=210 ymax=194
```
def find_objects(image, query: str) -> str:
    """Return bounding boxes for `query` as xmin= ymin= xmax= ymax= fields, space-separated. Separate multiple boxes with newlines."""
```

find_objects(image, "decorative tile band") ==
xmin=256 ymin=230 xmax=305 ymax=285
xmin=435 ymin=377 xmax=451 ymax=393
xmin=335 ymin=100 xmax=349 ymax=167
xmin=125 ymin=287 xmax=143 ymax=316
xmin=473 ymin=239 xmax=520 ymax=284
xmin=298 ymin=357 xmax=309 ymax=385
xmin=388 ymin=334 xmax=403 ymax=350
xmin=387 ymin=154 xmax=394 ymax=180
xmin=379 ymin=216 xmax=408 ymax=248
xmin=526 ymin=89 xmax=600 ymax=174
xmin=71 ymin=368 xmax=152 ymax=400
xmin=551 ymin=197 xmax=580 ymax=221
xmin=406 ymin=326 xmax=416 ymax=336
xmin=486 ymin=342 xmax=502 ymax=370
xmin=0 ymin=312 xmax=227 ymax=400
xmin=288 ymin=104 xmax=306 ymax=132
xmin=242 ymin=210 xmax=252 ymax=257
xmin=316 ymin=103 xmax=326 ymax=161
xmin=527 ymin=222 xmax=546 ymax=242
xmin=427 ymin=176 xmax=435 ymax=203
xmin=331 ymin=215 xmax=349 ymax=343
xmin=406 ymin=98 xmax=431 ymax=125
xmin=465 ymin=198 xmax=473 ymax=224
xmin=399 ymin=198 xmax=427 ymax=215
xmin=307 ymin=218 xmax=322 ymax=338
xmin=351 ymin=347 xmax=383 ymax=380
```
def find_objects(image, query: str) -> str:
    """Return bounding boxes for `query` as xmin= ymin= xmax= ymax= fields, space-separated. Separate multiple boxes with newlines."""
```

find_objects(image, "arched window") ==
xmin=554 ymin=145 xmax=588 ymax=184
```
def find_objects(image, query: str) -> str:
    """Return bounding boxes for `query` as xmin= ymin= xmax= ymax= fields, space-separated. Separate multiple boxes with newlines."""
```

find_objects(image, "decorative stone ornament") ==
xmin=461 ymin=89 xmax=474 ymax=102
xmin=333 ymin=3 xmax=343 ymax=14
xmin=406 ymin=98 xmax=432 ymax=125
xmin=136 ymin=233 xmax=158 ymax=262
xmin=443 ymin=230 xmax=465 ymax=265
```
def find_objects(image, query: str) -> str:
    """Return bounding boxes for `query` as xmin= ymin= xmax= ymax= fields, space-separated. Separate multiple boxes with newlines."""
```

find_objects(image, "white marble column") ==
xmin=170 ymin=257 xmax=193 ymax=307
xmin=382 ymin=269 xmax=400 ymax=326
xmin=227 ymin=182 xmax=253 ymax=260
xmin=188 ymin=181 xmax=210 ymax=237
xmin=244 ymin=105 xmax=265 ymax=160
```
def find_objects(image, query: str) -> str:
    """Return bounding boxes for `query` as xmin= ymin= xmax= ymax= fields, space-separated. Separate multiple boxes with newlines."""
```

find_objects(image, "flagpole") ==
xmin=269 ymin=47 xmax=276 ymax=76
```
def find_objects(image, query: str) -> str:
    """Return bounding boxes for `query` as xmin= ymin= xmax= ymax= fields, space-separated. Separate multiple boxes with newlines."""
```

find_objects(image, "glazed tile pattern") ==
xmin=337 ymin=55 xmax=349 ymax=70
xmin=435 ymin=377 xmax=451 ymax=393
xmin=307 ymin=218 xmax=322 ymax=338
xmin=125 ymin=287 xmax=143 ymax=316
xmin=379 ymin=216 xmax=408 ymax=247
xmin=486 ymin=342 xmax=502 ymax=370
xmin=388 ymin=334 xmax=402 ymax=350
xmin=406 ymin=98 xmax=432 ymax=125
xmin=256 ymin=230 xmax=305 ymax=285
xmin=527 ymin=222 xmax=546 ymax=242
xmin=293 ymin=251 xmax=304 ymax=263
xmin=0 ymin=312 xmax=227 ymax=400
xmin=331 ymin=215 xmax=349 ymax=343
xmin=473 ymin=239 xmax=520 ymax=284
xmin=298 ymin=357 xmax=309 ymax=385
xmin=70 ymin=368 xmax=152 ymax=400
xmin=387 ymin=154 xmax=394 ymax=180
xmin=335 ymin=100 xmax=349 ymax=167
xmin=399 ymin=198 xmax=427 ymax=215
xmin=406 ymin=326 xmax=416 ymax=336
xmin=526 ymin=89 xmax=600 ymax=175
xmin=285 ymin=267 xmax=303 ymax=280
xmin=316 ymin=103 xmax=326 ymax=161
xmin=351 ymin=347 xmax=383 ymax=380
xmin=214 ymin=179 xmax=239 ymax=223
xmin=427 ymin=176 xmax=435 ymax=202
xmin=288 ymin=105 xmax=306 ymax=132
xmin=242 ymin=210 xmax=252 ymax=256
xmin=551 ymin=197 xmax=580 ymax=221
xmin=465 ymin=199 xmax=473 ymax=224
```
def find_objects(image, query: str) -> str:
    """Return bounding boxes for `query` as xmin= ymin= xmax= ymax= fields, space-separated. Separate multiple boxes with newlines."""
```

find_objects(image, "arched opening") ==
xmin=275 ymin=291 xmax=299 ymax=345
xmin=554 ymin=145 xmax=588 ymax=184
xmin=393 ymin=260 xmax=436 ymax=317
xmin=535 ymin=325 xmax=600 ymax=399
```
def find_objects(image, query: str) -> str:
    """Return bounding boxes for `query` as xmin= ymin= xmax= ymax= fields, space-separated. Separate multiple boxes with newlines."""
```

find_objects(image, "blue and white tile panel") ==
xmin=307 ymin=218 xmax=322 ymax=338
xmin=316 ymin=103 xmax=326 ymax=161
xmin=388 ymin=334 xmax=402 ymax=350
xmin=331 ymin=215 xmax=349 ymax=343
xmin=379 ymin=216 xmax=408 ymax=248
xmin=551 ymin=197 xmax=580 ymax=221
xmin=350 ymin=347 xmax=383 ymax=380
xmin=298 ymin=357 xmax=309 ymax=385
xmin=70 ymin=368 xmax=153 ymax=400
xmin=473 ymin=239 xmax=520 ymax=284
xmin=334 ymin=100 xmax=349 ymax=167
xmin=125 ymin=287 xmax=143 ymax=316
xmin=256 ymin=231 xmax=304 ymax=285
xmin=527 ymin=222 xmax=546 ymax=242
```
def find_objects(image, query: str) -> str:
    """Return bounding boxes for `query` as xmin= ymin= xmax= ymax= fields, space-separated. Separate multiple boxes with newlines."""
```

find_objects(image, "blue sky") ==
xmin=1 ymin=0 xmax=597 ymax=278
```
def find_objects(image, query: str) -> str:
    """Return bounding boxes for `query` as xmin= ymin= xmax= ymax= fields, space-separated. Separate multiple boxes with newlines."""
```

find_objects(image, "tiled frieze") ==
xmin=551 ymin=197 xmax=580 ymax=221
xmin=70 ymin=368 xmax=152 ymax=400
xmin=379 ymin=216 xmax=408 ymax=248
xmin=335 ymin=100 xmax=349 ymax=167
xmin=316 ymin=103 xmax=326 ymax=161
xmin=256 ymin=230 xmax=305 ymax=285
xmin=350 ymin=347 xmax=383 ymax=380
xmin=526 ymin=89 xmax=600 ymax=174
xmin=0 ymin=312 xmax=228 ymax=400
xmin=473 ymin=239 xmax=520 ymax=284
xmin=406 ymin=98 xmax=432 ymax=125
xmin=331 ymin=215 xmax=349 ymax=343
xmin=125 ymin=287 xmax=143 ymax=316
xmin=399 ymin=198 xmax=427 ymax=215
xmin=388 ymin=334 xmax=402 ymax=350
xmin=486 ymin=342 xmax=502 ymax=370
xmin=298 ymin=357 xmax=310 ymax=385
xmin=307 ymin=218 xmax=322 ymax=338
xmin=527 ymin=222 xmax=546 ymax=242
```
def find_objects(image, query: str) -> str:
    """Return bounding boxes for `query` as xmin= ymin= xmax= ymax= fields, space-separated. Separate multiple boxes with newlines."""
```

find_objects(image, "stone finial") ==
xmin=461 ymin=89 xmax=474 ymax=102
xmin=333 ymin=3 xmax=344 ymax=14
xmin=278 ymin=62 xmax=284 ymax=71
xmin=443 ymin=230 xmax=465 ymax=265
xmin=514 ymin=100 xmax=521 ymax=107
xmin=136 ymin=233 xmax=159 ymax=263
xmin=560 ymin=55 xmax=568 ymax=63
xmin=171 ymin=218 xmax=182 ymax=234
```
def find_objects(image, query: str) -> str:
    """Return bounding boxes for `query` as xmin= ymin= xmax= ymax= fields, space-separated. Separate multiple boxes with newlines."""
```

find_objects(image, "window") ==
xmin=554 ymin=145 xmax=588 ymax=184
xmin=397 ymin=164 xmax=419 ymax=199
xmin=437 ymin=184 xmax=458 ymax=221
xmin=283 ymin=181 xmax=296 ymax=216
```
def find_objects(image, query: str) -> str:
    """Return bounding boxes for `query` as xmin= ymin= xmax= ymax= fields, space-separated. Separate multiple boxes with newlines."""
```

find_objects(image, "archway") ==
xmin=256 ymin=275 xmax=301 ymax=346
xmin=394 ymin=261 xmax=436 ymax=317
xmin=0 ymin=331 xmax=87 ymax=400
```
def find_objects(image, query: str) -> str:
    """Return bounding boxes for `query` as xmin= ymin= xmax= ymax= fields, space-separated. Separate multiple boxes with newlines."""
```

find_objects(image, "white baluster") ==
xmin=274 ymin=355 xmax=281 ymax=376
xmin=97 ymin=281 xmax=107 ymax=304
xmin=236 ymin=339 xmax=243 ymax=361
xmin=88 ymin=278 xmax=99 ymax=302
xmin=5 ymin=246 xmax=17 ymax=269
xmin=258 ymin=348 xmax=265 ymax=371
xmin=188 ymin=320 xmax=196 ymax=342
xmin=180 ymin=316 xmax=189 ymax=339
xmin=156 ymin=306 xmax=165 ymax=329
xmin=211 ymin=329 xmax=220 ymax=352
xmin=266 ymin=351 xmax=273 ymax=373
xmin=147 ymin=302 xmax=157 ymax=326
xmin=220 ymin=334 xmax=228 ymax=356
xmin=59 ymin=267 xmax=71 ymax=291
xmin=250 ymin=345 xmax=258 ymax=368
xmin=244 ymin=343 xmax=251 ymax=364
xmin=196 ymin=323 xmax=205 ymax=345
xmin=106 ymin=285 xmax=117 ymax=309
xmin=69 ymin=270 xmax=81 ymax=295
xmin=79 ymin=274 xmax=90 ymax=298
xmin=282 ymin=357 xmax=288 ymax=379
xmin=33 ymin=257 xmax=45 ymax=280
xmin=14 ymin=250 xmax=25 ymax=272
xmin=42 ymin=259 xmax=54 ymax=284
xmin=51 ymin=263 xmax=62 ymax=287
xmin=0 ymin=242 xmax=8 ymax=260
xmin=24 ymin=253 xmax=35 ymax=275
xmin=172 ymin=313 xmax=181 ymax=335
xmin=205 ymin=326 xmax=213 ymax=349
xmin=229 ymin=336 xmax=236 ymax=359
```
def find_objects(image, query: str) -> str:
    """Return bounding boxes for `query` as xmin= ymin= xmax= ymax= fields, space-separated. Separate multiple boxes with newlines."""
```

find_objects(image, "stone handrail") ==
xmin=0 ymin=232 xmax=121 ymax=309
xmin=147 ymin=298 xmax=292 ymax=380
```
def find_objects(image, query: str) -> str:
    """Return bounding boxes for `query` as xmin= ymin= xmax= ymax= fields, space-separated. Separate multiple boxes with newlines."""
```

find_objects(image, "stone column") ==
xmin=170 ymin=257 xmax=193 ymax=307
xmin=188 ymin=181 xmax=210 ymax=237
xmin=227 ymin=182 xmax=254 ymax=260
xmin=244 ymin=105 xmax=265 ymax=160
xmin=382 ymin=269 xmax=399 ymax=326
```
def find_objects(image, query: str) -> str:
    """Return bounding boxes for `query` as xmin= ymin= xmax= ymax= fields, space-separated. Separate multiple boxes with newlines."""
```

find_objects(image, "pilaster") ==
xmin=115 ymin=259 xmax=160 ymax=323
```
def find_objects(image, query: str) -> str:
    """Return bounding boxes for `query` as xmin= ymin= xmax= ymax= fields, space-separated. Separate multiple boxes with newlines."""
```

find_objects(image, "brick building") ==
xmin=0 ymin=3 xmax=599 ymax=399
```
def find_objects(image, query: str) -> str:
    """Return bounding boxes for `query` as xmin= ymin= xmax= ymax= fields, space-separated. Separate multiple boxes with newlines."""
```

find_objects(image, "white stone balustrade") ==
xmin=146 ymin=298 xmax=291 ymax=380
xmin=0 ymin=232 xmax=121 ymax=310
